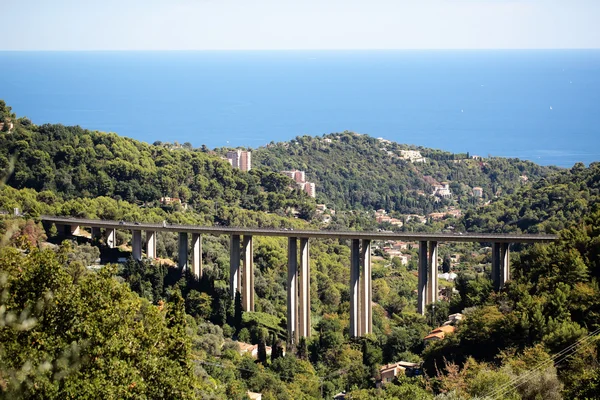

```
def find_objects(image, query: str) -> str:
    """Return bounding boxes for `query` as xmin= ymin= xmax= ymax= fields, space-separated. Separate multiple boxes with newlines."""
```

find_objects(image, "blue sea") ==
xmin=1 ymin=50 xmax=599 ymax=167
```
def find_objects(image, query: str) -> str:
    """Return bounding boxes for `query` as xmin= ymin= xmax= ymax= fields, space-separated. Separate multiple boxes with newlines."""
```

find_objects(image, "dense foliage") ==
xmin=0 ymin=100 xmax=15 ymax=127
xmin=2 ymin=100 xmax=599 ymax=398
xmin=0 ymin=244 xmax=203 ymax=399
xmin=0 ymin=185 xmax=309 ymax=231
xmin=424 ymin=204 xmax=600 ymax=398
xmin=0 ymin=102 xmax=315 ymax=224
xmin=253 ymin=132 xmax=555 ymax=213
xmin=463 ymin=162 xmax=600 ymax=233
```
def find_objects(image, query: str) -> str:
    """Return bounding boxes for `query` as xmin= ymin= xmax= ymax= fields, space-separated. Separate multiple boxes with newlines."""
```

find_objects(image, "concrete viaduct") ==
xmin=41 ymin=216 xmax=557 ymax=343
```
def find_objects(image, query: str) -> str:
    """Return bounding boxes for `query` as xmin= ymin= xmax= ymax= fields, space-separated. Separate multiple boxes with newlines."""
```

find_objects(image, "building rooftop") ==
xmin=380 ymin=362 xmax=404 ymax=374
xmin=379 ymin=360 xmax=422 ymax=378
xmin=424 ymin=325 xmax=456 ymax=341
xmin=431 ymin=325 xmax=456 ymax=334
xmin=424 ymin=332 xmax=446 ymax=341
xmin=237 ymin=341 xmax=257 ymax=353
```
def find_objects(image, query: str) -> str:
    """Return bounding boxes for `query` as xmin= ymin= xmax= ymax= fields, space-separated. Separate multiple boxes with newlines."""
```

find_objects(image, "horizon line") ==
xmin=1 ymin=48 xmax=600 ymax=52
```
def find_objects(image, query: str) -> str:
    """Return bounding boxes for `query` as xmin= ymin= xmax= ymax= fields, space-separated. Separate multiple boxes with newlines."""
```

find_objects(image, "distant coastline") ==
xmin=1 ymin=50 xmax=599 ymax=167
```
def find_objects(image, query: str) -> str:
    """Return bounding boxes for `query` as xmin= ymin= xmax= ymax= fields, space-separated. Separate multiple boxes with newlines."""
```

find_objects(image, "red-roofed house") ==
xmin=424 ymin=325 xmax=456 ymax=344
xmin=377 ymin=361 xmax=422 ymax=388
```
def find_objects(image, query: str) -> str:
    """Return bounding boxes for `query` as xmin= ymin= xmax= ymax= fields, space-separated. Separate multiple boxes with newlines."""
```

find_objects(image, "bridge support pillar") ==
xmin=418 ymin=241 xmax=428 ymax=315
xmin=426 ymin=241 xmax=438 ymax=305
xmin=178 ymin=232 xmax=188 ymax=270
xmin=192 ymin=233 xmax=202 ymax=279
xmin=230 ymin=235 xmax=241 ymax=299
xmin=54 ymin=224 xmax=64 ymax=237
xmin=350 ymin=239 xmax=360 ymax=337
xmin=91 ymin=227 xmax=102 ymax=241
xmin=107 ymin=228 xmax=116 ymax=248
xmin=360 ymin=239 xmax=372 ymax=336
xmin=57 ymin=224 xmax=67 ymax=237
xmin=491 ymin=242 xmax=500 ymax=290
xmin=132 ymin=230 xmax=142 ymax=261
xmin=492 ymin=242 xmax=510 ymax=291
xmin=287 ymin=237 xmax=298 ymax=344
xmin=146 ymin=231 xmax=156 ymax=259
xmin=501 ymin=243 xmax=510 ymax=288
xmin=298 ymin=238 xmax=311 ymax=338
xmin=242 ymin=235 xmax=254 ymax=311
xmin=60 ymin=224 xmax=78 ymax=237
xmin=42 ymin=221 xmax=53 ymax=236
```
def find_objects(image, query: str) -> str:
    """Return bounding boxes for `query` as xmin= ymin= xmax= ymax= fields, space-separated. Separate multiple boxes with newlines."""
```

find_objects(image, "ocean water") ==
xmin=1 ymin=50 xmax=599 ymax=167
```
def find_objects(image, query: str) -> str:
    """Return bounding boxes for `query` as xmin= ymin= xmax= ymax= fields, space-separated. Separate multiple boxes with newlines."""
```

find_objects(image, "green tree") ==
xmin=442 ymin=254 xmax=451 ymax=273
xmin=0 ymin=245 xmax=202 ymax=399
xmin=234 ymin=291 xmax=243 ymax=332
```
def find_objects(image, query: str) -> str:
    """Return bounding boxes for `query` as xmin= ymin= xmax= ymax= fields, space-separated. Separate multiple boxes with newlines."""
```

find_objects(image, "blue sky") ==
xmin=2 ymin=0 xmax=599 ymax=50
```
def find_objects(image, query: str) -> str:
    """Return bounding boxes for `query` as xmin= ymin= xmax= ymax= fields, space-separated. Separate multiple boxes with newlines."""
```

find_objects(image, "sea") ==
xmin=1 ymin=50 xmax=599 ymax=168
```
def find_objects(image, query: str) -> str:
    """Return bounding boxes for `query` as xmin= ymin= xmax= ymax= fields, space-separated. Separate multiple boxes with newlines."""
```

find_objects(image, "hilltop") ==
xmin=2 ymin=97 xmax=560 ymax=223
xmin=0 ymin=100 xmax=315 ymax=226
xmin=252 ymin=132 xmax=557 ymax=215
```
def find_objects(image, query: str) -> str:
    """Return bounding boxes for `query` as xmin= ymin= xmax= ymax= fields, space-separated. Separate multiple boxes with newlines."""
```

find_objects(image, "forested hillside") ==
xmin=5 ymin=174 xmax=600 ymax=399
xmin=462 ymin=162 xmax=600 ymax=234
xmin=253 ymin=132 xmax=556 ymax=214
xmin=422 ymin=198 xmax=600 ymax=400
xmin=0 ymin=101 xmax=315 ymax=224
xmin=2 ymin=100 xmax=600 ymax=399
xmin=0 ymin=245 xmax=207 ymax=399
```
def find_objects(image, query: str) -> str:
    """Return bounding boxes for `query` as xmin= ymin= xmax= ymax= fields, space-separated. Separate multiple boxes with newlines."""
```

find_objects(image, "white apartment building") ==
xmin=226 ymin=150 xmax=252 ymax=171
xmin=304 ymin=182 xmax=316 ymax=198
xmin=399 ymin=150 xmax=427 ymax=163
xmin=298 ymin=182 xmax=316 ymax=198
xmin=281 ymin=170 xmax=305 ymax=183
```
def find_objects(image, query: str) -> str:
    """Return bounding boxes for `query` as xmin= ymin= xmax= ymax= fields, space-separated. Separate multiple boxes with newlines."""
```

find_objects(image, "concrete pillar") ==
xmin=360 ymin=239 xmax=372 ymax=335
xmin=146 ymin=231 xmax=157 ymax=259
xmin=287 ymin=237 xmax=298 ymax=344
xmin=242 ymin=235 xmax=254 ymax=311
xmin=178 ymin=232 xmax=188 ymax=270
xmin=60 ymin=224 xmax=72 ymax=237
xmin=42 ymin=221 xmax=53 ymax=236
xmin=349 ymin=239 xmax=360 ymax=337
xmin=107 ymin=228 xmax=116 ymax=248
xmin=230 ymin=235 xmax=241 ymax=299
xmin=501 ymin=243 xmax=510 ymax=287
xmin=91 ymin=227 xmax=102 ymax=241
xmin=298 ymin=238 xmax=311 ymax=338
xmin=132 ymin=230 xmax=142 ymax=261
xmin=491 ymin=242 xmax=500 ymax=290
xmin=418 ymin=240 xmax=428 ymax=315
xmin=192 ymin=233 xmax=202 ymax=279
xmin=492 ymin=242 xmax=510 ymax=290
xmin=427 ymin=241 xmax=438 ymax=305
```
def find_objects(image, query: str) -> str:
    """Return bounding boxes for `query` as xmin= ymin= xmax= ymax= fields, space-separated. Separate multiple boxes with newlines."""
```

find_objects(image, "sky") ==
xmin=1 ymin=0 xmax=599 ymax=50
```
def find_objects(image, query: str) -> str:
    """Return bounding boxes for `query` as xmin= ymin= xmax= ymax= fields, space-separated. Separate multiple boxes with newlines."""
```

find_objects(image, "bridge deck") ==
xmin=41 ymin=216 xmax=558 ymax=244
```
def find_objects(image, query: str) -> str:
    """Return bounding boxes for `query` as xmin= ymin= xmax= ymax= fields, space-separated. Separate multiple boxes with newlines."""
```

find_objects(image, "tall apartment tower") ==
xmin=240 ymin=151 xmax=251 ymax=171
xmin=226 ymin=150 xmax=252 ymax=171
xmin=281 ymin=169 xmax=316 ymax=198
xmin=281 ymin=170 xmax=305 ymax=183
xmin=303 ymin=182 xmax=316 ymax=198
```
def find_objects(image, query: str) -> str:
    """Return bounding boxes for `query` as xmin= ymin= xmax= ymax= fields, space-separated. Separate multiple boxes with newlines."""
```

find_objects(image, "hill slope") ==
xmin=462 ymin=162 xmax=600 ymax=234
xmin=253 ymin=132 xmax=556 ymax=214
xmin=0 ymin=101 xmax=315 ymax=224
